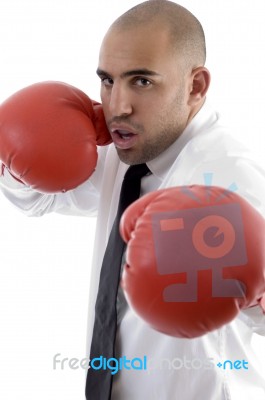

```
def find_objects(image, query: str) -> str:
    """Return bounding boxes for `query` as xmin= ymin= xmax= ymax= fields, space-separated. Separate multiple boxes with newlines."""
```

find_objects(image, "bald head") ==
xmin=110 ymin=0 xmax=206 ymax=70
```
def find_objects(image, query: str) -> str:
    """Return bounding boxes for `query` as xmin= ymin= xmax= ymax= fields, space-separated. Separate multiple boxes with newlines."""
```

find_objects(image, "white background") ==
xmin=0 ymin=1 xmax=265 ymax=399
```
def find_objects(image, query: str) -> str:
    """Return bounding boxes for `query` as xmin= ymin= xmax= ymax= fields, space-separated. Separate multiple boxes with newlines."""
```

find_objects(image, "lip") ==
xmin=109 ymin=124 xmax=139 ymax=150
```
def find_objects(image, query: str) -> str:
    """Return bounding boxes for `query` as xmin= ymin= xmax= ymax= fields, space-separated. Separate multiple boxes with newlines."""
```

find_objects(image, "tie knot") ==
xmin=124 ymin=163 xmax=151 ymax=181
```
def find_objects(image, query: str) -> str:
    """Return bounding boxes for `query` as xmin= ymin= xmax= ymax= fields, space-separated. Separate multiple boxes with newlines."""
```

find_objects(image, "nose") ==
xmin=109 ymin=82 xmax=133 ymax=117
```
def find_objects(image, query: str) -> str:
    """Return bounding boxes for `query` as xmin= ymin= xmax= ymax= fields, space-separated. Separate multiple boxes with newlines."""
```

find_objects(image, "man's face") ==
xmin=97 ymin=25 xmax=193 ymax=165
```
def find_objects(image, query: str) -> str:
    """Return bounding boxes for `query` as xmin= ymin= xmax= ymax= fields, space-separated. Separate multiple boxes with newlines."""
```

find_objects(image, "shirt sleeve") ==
xmin=0 ymin=146 xmax=108 ymax=217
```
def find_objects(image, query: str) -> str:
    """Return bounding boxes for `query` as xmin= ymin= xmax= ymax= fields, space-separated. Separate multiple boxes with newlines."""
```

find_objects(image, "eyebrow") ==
xmin=96 ymin=68 xmax=161 ymax=79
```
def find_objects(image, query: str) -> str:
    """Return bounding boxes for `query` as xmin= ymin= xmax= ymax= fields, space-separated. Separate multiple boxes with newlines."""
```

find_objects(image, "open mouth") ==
xmin=117 ymin=130 xmax=135 ymax=140
xmin=111 ymin=129 xmax=138 ymax=149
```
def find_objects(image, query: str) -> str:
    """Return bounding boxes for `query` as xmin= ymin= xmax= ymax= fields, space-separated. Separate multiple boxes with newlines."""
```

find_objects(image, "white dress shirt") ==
xmin=1 ymin=102 xmax=265 ymax=399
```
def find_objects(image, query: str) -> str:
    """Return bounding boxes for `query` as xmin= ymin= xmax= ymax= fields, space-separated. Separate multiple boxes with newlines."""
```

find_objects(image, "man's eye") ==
xmin=101 ymin=77 xmax=114 ymax=86
xmin=135 ymin=78 xmax=152 ymax=87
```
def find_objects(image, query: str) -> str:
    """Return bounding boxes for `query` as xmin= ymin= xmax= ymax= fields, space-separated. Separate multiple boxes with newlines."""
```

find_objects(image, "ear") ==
xmin=188 ymin=67 xmax=211 ymax=106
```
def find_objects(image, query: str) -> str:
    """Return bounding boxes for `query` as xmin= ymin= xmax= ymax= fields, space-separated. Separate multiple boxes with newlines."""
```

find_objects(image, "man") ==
xmin=1 ymin=1 xmax=265 ymax=399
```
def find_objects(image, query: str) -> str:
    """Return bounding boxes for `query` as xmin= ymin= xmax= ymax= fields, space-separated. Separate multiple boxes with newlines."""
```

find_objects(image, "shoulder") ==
xmin=165 ymin=112 xmax=265 ymax=216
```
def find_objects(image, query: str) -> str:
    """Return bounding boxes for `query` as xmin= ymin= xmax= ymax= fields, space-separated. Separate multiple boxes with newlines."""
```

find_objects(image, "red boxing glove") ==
xmin=0 ymin=81 xmax=112 ymax=193
xmin=120 ymin=185 xmax=265 ymax=338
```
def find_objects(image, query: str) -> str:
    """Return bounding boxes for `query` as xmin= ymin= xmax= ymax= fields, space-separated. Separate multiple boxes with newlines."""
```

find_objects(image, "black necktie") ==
xmin=86 ymin=163 xmax=150 ymax=400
